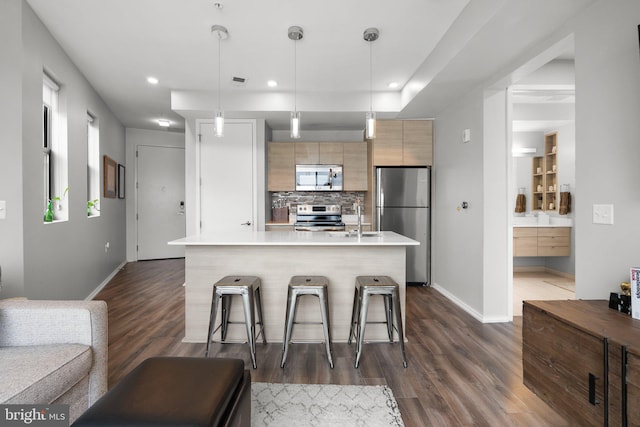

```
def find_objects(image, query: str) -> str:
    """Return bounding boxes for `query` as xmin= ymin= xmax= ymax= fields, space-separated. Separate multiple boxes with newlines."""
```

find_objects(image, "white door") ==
xmin=199 ymin=121 xmax=255 ymax=233
xmin=137 ymin=145 xmax=186 ymax=260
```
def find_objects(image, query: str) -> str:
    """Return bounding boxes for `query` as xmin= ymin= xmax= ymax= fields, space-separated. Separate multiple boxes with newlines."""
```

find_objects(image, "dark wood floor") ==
xmin=96 ymin=259 xmax=566 ymax=427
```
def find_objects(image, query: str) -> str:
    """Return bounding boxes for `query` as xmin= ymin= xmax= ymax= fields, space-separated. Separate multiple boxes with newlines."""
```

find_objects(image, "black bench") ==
xmin=73 ymin=357 xmax=250 ymax=427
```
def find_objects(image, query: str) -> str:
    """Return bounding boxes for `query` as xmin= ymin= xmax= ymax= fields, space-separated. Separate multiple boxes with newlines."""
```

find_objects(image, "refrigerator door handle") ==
xmin=377 ymin=206 xmax=382 ymax=232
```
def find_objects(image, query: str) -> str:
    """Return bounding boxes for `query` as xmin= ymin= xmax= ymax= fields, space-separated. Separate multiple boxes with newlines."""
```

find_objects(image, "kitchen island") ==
xmin=169 ymin=231 xmax=419 ymax=343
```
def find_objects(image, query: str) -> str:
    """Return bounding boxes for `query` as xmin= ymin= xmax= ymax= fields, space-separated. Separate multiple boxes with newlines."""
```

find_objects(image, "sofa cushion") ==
xmin=0 ymin=343 xmax=92 ymax=404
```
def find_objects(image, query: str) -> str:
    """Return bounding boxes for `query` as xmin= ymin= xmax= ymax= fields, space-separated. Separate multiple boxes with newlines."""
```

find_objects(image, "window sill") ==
xmin=43 ymin=218 xmax=67 ymax=224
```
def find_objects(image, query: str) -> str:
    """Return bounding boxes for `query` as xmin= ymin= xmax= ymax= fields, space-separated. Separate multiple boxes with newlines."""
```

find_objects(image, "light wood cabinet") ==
xmin=513 ymin=227 xmax=570 ymax=257
xmin=513 ymin=227 xmax=538 ymax=256
xmin=537 ymin=227 xmax=570 ymax=256
xmin=319 ymin=142 xmax=343 ymax=164
xmin=372 ymin=120 xmax=433 ymax=166
xmin=268 ymin=142 xmax=295 ymax=191
xmin=403 ymin=120 xmax=433 ymax=166
xmin=373 ymin=121 xmax=403 ymax=165
xmin=268 ymin=141 xmax=367 ymax=192
xmin=343 ymin=142 xmax=367 ymax=191
xmin=295 ymin=142 xmax=319 ymax=164
xmin=523 ymin=300 xmax=640 ymax=426
xmin=295 ymin=142 xmax=343 ymax=164
xmin=532 ymin=132 xmax=558 ymax=211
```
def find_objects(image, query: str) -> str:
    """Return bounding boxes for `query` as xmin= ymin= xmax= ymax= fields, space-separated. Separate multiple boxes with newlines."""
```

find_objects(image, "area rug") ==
xmin=251 ymin=382 xmax=405 ymax=426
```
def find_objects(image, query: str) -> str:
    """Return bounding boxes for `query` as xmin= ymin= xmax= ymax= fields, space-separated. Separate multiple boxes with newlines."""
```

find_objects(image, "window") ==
xmin=42 ymin=72 xmax=68 ymax=222
xmin=87 ymin=113 xmax=100 ymax=217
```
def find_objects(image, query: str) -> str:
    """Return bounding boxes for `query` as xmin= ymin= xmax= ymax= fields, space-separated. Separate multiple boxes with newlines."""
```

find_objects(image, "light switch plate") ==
xmin=593 ymin=204 xmax=614 ymax=225
xmin=462 ymin=129 xmax=471 ymax=143
xmin=0 ymin=200 xmax=5 ymax=219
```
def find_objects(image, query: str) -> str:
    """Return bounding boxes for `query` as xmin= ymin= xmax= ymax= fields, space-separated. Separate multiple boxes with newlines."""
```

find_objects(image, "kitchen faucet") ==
xmin=355 ymin=198 xmax=363 ymax=238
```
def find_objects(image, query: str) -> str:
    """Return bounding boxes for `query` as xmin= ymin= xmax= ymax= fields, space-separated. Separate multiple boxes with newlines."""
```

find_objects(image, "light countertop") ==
xmin=513 ymin=216 xmax=573 ymax=228
xmin=169 ymin=230 xmax=418 ymax=246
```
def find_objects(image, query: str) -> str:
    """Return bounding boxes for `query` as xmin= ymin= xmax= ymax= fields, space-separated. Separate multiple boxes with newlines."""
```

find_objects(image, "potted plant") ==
xmin=44 ymin=187 xmax=69 ymax=222
xmin=87 ymin=199 xmax=100 ymax=216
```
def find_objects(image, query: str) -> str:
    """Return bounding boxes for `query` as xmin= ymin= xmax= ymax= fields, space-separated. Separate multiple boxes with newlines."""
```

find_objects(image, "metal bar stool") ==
xmin=205 ymin=276 xmax=266 ymax=369
xmin=281 ymin=276 xmax=334 ymax=369
xmin=348 ymin=275 xmax=407 ymax=368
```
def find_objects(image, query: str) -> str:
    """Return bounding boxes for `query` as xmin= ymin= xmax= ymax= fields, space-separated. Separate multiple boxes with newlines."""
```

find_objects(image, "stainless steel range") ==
xmin=294 ymin=204 xmax=345 ymax=232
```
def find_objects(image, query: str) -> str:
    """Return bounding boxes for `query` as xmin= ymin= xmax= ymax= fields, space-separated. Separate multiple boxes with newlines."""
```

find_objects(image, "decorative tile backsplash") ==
xmin=271 ymin=192 xmax=366 ymax=215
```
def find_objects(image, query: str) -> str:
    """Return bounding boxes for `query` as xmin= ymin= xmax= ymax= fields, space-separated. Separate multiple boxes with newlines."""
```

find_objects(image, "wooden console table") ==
xmin=523 ymin=300 xmax=640 ymax=426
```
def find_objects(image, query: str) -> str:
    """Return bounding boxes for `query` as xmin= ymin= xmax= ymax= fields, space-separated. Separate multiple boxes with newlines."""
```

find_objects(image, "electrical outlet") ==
xmin=593 ymin=204 xmax=614 ymax=225
xmin=105 ymin=242 xmax=110 ymax=253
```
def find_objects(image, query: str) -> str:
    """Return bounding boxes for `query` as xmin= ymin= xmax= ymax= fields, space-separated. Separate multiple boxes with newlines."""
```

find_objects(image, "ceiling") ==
xmin=25 ymin=0 xmax=593 ymax=133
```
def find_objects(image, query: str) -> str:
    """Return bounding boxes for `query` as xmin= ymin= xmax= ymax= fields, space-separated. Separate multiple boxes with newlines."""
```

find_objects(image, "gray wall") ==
xmin=433 ymin=88 xmax=485 ymax=317
xmin=574 ymin=0 xmax=640 ymax=298
xmin=0 ymin=0 xmax=126 ymax=299
xmin=0 ymin=0 xmax=25 ymax=296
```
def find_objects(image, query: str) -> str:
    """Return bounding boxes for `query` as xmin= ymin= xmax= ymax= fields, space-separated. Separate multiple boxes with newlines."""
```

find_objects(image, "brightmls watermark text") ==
xmin=0 ymin=405 xmax=68 ymax=426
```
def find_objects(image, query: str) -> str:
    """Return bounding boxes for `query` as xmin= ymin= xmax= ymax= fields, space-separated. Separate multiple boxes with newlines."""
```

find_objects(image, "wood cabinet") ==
xmin=537 ymin=227 xmax=570 ymax=256
xmin=295 ymin=142 xmax=318 ymax=164
xmin=343 ymin=142 xmax=368 ymax=191
xmin=627 ymin=348 xmax=640 ymax=424
xmin=513 ymin=227 xmax=537 ymax=256
xmin=320 ymin=142 xmax=343 ymax=164
xmin=523 ymin=300 xmax=640 ymax=426
xmin=268 ymin=142 xmax=295 ymax=191
xmin=268 ymin=141 xmax=366 ymax=192
xmin=403 ymin=120 xmax=433 ymax=166
xmin=373 ymin=121 xmax=403 ymax=165
xmin=372 ymin=120 xmax=432 ymax=166
xmin=513 ymin=227 xmax=570 ymax=257
xmin=295 ymin=142 xmax=344 ymax=164
xmin=532 ymin=132 xmax=558 ymax=211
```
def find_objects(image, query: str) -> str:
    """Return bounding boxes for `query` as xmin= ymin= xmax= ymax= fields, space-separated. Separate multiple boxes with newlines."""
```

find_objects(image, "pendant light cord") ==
xmin=369 ymin=41 xmax=373 ymax=113
xmin=217 ymin=35 xmax=221 ymax=111
xmin=294 ymin=39 xmax=297 ymax=112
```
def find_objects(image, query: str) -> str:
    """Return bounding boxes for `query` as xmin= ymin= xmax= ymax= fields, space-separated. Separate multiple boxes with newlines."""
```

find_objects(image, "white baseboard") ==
xmin=86 ymin=261 xmax=126 ymax=301
xmin=431 ymin=283 xmax=511 ymax=324
xmin=431 ymin=283 xmax=483 ymax=322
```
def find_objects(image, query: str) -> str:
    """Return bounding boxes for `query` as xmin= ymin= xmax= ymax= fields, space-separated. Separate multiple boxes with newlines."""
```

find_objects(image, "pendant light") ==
xmin=288 ymin=26 xmax=303 ymax=139
xmin=211 ymin=25 xmax=228 ymax=137
xmin=364 ymin=28 xmax=379 ymax=139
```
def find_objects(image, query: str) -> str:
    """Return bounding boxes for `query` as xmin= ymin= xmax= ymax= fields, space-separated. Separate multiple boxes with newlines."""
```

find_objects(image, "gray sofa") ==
xmin=0 ymin=299 xmax=108 ymax=423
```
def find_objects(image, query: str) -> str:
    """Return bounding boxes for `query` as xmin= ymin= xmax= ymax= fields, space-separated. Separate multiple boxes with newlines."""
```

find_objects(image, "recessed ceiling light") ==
xmin=147 ymin=77 xmax=159 ymax=85
xmin=267 ymin=80 xmax=278 ymax=88
xmin=388 ymin=82 xmax=399 ymax=89
xmin=157 ymin=119 xmax=170 ymax=127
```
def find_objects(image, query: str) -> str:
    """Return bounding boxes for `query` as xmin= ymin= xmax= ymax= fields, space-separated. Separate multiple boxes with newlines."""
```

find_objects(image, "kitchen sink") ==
xmin=328 ymin=231 xmax=381 ymax=238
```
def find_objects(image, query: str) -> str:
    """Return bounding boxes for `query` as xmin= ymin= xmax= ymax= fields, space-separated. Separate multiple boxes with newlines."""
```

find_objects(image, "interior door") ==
xmin=199 ymin=121 xmax=255 ymax=233
xmin=137 ymin=145 xmax=185 ymax=260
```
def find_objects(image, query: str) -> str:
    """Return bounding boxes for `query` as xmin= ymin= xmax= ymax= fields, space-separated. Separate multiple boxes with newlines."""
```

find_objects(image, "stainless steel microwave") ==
xmin=295 ymin=165 xmax=343 ymax=191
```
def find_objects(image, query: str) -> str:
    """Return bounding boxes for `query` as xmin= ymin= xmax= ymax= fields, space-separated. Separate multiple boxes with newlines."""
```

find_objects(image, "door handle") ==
xmin=241 ymin=221 xmax=251 ymax=226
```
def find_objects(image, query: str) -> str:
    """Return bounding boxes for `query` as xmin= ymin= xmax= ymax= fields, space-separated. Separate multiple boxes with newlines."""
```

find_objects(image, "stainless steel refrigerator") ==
xmin=376 ymin=167 xmax=430 ymax=286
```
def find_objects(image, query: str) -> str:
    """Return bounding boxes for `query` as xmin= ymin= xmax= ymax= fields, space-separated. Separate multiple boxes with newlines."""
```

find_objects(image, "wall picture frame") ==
xmin=118 ymin=164 xmax=125 ymax=199
xmin=103 ymin=155 xmax=117 ymax=198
